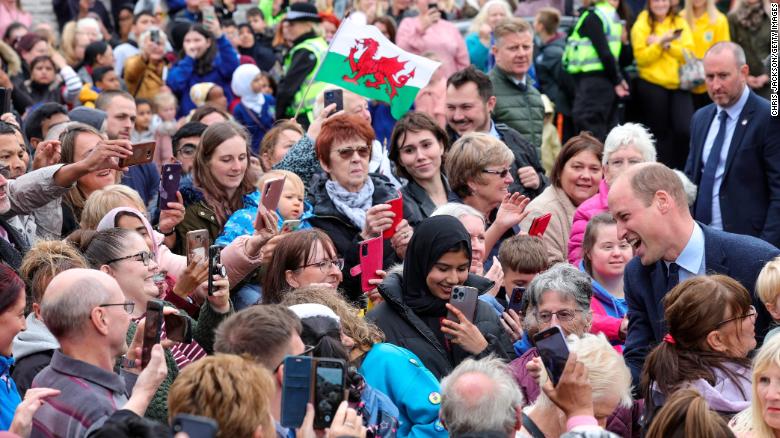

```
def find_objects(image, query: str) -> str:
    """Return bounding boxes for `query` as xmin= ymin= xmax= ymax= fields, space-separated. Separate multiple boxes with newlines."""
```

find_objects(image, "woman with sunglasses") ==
xmin=308 ymin=114 xmax=413 ymax=306
xmin=641 ymin=275 xmax=756 ymax=427
xmin=75 ymin=227 xmax=233 ymax=421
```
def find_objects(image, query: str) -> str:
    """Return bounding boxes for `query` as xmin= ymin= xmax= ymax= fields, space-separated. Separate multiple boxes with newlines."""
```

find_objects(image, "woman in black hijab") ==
xmin=367 ymin=215 xmax=515 ymax=379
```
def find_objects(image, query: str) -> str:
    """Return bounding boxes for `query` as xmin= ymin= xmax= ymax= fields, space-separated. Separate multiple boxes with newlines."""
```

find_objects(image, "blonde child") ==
xmin=758 ymin=256 xmax=780 ymax=340
xmin=216 ymin=170 xmax=313 ymax=246
xmin=151 ymin=92 xmax=179 ymax=169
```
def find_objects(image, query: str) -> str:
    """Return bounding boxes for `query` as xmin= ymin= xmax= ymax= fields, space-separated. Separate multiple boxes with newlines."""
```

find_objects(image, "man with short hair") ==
xmin=489 ymin=18 xmax=545 ymax=151
xmin=31 ymin=269 xmax=167 ymax=437
xmin=684 ymin=42 xmax=780 ymax=247
xmin=446 ymin=65 xmax=547 ymax=199
xmin=609 ymin=162 xmax=780 ymax=385
xmin=113 ymin=10 xmax=159 ymax=76
xmin=23 ymin=103 xmax=70 ymax=149
xmin=96 ymin=90 xmax=160 ymax=207
xmin=214 ymin=305 xmax=306 ymax=436
xmin=172 ymin=121 xmax=207 ymax=186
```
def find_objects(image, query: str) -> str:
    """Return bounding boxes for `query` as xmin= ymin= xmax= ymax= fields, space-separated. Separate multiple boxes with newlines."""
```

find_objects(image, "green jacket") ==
xmin=489 ymin=66 xmax=545 ymax=151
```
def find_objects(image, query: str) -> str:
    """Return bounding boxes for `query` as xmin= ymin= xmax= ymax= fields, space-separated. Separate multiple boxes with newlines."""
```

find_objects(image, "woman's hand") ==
xmin=483 ymin=257 xmax=503 ymax=297
xmin=172 ymin=256 xmax=209 ymax=298
xmin=362 ymin=204 xmax=395 ymax=239
xmin=501 ymin=309 xmax=524 ymax=342
xmin=9 ymin=388 xmax=62 ymax=437
xmin=646 ymin=34 xmax=660 ymax=45
xmin=441 ymin=303 xmax=489 ymax=354
xmin=204 ymin=16 xmax=223 ymax=38
xmin=619 ymin=316 xmax=628 ymax=341
xmin=418 ymin=6 xmax=441 ymax=32
xmin=494 ymin=192 xmax=530 ymax=232
xmin=327 ymin=401 xmax=366 ymax=437
xmin=307 ymin=103 xmax=340 ymax=140
xmin=206 ymin=275 xmax=231 ymax=313
xmin=540 ymin=353 xmax=594 ymax=419
xmin=247 ymin=206 xmax=280 ymax=259
xmin=390 ymin=219 xmax=412 ymax=258
xmin=32 ymin=139 xmax=61 ymax=170
xmin=526 ymin=356 xmax=544 ymax=385
xmin=158 ymin=192 xmax=185 ymax=235
xmin=82 ymin=139 xmax=133 ymax=172
xmin=366 ymin=269 xmax=387 ymax=304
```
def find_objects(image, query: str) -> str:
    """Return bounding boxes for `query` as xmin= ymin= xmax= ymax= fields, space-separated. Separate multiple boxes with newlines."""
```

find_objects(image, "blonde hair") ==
xmin=257 ymin=169 xmax=304 ymax=198
xmin=153 ymin=92 xmax=177 ymax=111
xmin=80 ymin=184 xmax=146 ymax=230
xmin=469 ymin=0 xmax=512 ymax=33
xmin=534 ymin=333 xmax=632 ymax=410
xmin=20 ymin=240 xmax=88 ymax=304
xmin=444 ymin=132 xmax=514 ymax=199
xmin=60 ymin=21 xmax=80 ymax=66
xmin=683 ymin=0 xmax=719 ymax=27
xmin=168 ymin=354 xmax=275 ymax=438
xmin=731 ymin=335 xmax=780 ymax=437
xmin=757 ymin=256 xmax=780 ymax=306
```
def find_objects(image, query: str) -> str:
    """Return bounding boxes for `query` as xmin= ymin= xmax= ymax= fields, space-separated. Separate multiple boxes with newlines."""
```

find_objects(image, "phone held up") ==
xmin=533 ymin=326 xmax=570 ymax=387
xmin=207 ymin=245 xmax=226 ymax=296
xmin=141 ymin=299 xmax=164 ymax=368
xmin=281 ymin=355 xmax=347 ymax=430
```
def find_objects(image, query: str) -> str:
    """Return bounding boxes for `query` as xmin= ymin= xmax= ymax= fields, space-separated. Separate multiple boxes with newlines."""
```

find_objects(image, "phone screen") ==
xmin=534 ymin=327 xmax=569 ymax=387
xmin=207 ymin=245 xmax=224 ymax=296
xmin=164 ymin=313 xmax=191 ymax=343
xmin=314 ymin=362 xmax=345 ymax=429
xmin=508 ymin=287 xmax=525 ymax=313
xmin=142 ymin=300 xmax=164 ymax=368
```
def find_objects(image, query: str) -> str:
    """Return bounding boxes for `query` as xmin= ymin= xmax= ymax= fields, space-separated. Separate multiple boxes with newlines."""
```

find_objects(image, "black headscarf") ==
xmin=402 ymin=215 xmax=472 ymax=317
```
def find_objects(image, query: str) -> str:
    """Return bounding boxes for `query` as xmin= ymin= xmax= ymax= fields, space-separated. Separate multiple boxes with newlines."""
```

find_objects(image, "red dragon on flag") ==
xmin=342 ymin=38 xmax=416 ymax=101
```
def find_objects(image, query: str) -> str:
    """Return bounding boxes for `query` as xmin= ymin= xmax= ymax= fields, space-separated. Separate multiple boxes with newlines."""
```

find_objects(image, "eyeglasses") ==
xmin=177 ymin=143 xmax=197 ymax=157
xmin=274 ymin=344 xmax=316 ymax=373
xmin=298 ymin=258 xmax=345 ymax=273
xmin=535 ymin=309 xmax=583 ymax=323
xmin=482 ymin=167 xmax=511 ymax=178
xmin=336 ymin=145 xmax=371 ymax=160
xmin=98 ymin=302 xmax=135 ymax=314
xmin=714 ymin=305 xmax=757 ymax=329
xmin=105 ymin=251 xmax=154 ymax=267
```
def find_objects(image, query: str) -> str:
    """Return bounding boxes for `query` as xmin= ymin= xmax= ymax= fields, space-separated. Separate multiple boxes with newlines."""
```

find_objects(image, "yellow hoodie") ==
xmin=687 ymin=10 xmax=731 ymax=94
xmin=631 ymin=11 xmax=695 ymax=90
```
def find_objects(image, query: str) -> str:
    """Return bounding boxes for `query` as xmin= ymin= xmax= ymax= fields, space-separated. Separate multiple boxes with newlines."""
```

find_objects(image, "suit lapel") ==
xmin=723 ymin=93 xmax=757 ymax=178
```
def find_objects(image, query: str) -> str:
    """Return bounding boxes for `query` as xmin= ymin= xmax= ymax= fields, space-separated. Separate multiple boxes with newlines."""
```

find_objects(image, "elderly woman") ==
xmin=369 ymin=215 xmax=514 ymax=380
xmin=308 ymin=113 xmax=413 ymax=305
xmin=642 ymin=275 xmax=755 ymax=423
xmin=389 ymin=112 xmax=454 ymax=227
xmin=521 ymin=334 xmax=633 ymax=435
xmin=464 ymin=0 xmax=512 ymax=72
xmin=730 ymin=335 xmax=780 ymax=437
xmin=520 ymin=133 xmax=603 ymax=264
xmin=123 ymin=27 xmax=169 ymax=101
xmin=568 ymin=123 xmax=656 ymax=264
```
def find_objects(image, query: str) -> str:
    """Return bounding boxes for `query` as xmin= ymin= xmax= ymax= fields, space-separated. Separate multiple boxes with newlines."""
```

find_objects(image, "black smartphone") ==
xmin=171 ymin=413 xmax=218 ymax=438
xmin=533 ymin=326 xmax=570 ymax=387
xmin=323 ymin=89 xmax=343 ymax=113
xmin=164 ymin=312 xmax=192 ymax=344
xmin=313 ymin=358 xmax=347 ymax=429
xmin=207 ymin=245 xmax=226 ymax=296
xmin=150 ymin=29 xmax=160 ymax=44
xmin=428 ymin=2 xmax=439 ymax=12
xmin=159 ymin=162 xmax=182 ymax=210
xmin=0 ymin=88 xmax=11 ymax=114
xmin=141 ymin=299 xmax=164 ymax=368
xmin=508 ymin=287 xmax=526 ymax=314
xmin=281 ymin=355 xmax=313 ymax=429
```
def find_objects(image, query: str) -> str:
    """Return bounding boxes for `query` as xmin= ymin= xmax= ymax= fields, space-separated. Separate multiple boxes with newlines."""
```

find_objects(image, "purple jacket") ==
xmin=568 ymin=179 xmax=610 ymax=265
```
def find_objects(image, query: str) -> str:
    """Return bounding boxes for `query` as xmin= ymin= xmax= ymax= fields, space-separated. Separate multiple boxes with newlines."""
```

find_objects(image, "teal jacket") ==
xmin=359 ymin=343 xmax=447 ymax=438
xmin=489 ymin=66 xmax=545 ymax=150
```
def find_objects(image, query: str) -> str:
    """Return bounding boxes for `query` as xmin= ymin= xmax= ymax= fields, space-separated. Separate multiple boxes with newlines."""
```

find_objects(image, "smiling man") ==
xmin=608 ymin=162 xmax=779 ymax=386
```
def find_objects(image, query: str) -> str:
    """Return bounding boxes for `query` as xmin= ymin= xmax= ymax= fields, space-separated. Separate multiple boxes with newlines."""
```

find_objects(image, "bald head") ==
xmin=704 ymin=41 xmax=747 ymax=68
xmin=41 ymin=269 xmax=123 ymax=339
xmin=450 ymin=372 xmax=496 ymax=408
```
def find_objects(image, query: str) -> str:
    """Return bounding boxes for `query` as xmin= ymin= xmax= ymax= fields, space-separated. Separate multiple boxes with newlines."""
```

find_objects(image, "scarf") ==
xmin=96 ymin=207 xmax=160 ymax=258
xmin=231 ymin=63 xmax=266 ymax=115
xmin=734 ymin=2 xmax=766 ymax=31
xmin=325 ymin=178 xmax=374 ymax=230
xmin=402 ymin=215 xmax=472 ymax=318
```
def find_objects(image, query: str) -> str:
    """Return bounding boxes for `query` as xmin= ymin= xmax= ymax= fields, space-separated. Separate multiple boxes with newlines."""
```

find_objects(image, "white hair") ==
xmin=431 ymin=202 xmax=486 ymax=225
xmin=138 ymin=26 xmax=168 ymax=47
xmin=534 ymin=333 xmax=633 ymax=410
xmin=469 ymin=0 xmax=512 ymax=33
xmin=76 ymin=17 xmax=102 ymax=34
xmin=603 ymin=123 xmax=657 ymax=166
xmin=673 ymin=169 xmax=697 ymax=207
xmin=440 ymin=356 xmax=524 ymax=435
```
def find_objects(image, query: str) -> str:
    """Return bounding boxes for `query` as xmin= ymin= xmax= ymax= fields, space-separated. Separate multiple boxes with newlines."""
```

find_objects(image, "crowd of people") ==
xmin=0 ymin=0 xmax=776 ymax=436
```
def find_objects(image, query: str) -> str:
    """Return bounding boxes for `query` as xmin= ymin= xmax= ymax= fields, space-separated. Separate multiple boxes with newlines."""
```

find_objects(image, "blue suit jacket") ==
xmin=684 ymin=91 xmax=780 ymax=247
xmin=623 ymin=224 xmax=780 ymax=386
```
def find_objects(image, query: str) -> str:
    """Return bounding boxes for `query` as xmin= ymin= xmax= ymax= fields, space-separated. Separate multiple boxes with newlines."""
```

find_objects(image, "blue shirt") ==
xmin=701 ymin=85 xmax=751 ymax=230
xmin=665 ymin=222 xmax=706 ymax=283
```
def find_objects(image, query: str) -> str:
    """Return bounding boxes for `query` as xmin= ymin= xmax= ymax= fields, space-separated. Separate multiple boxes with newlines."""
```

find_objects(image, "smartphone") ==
xmin=673 ymin=28 xmax=683 ymax=37
xmin=528 ymin=213 xmax=552 ymax=237
xmin=164 ymin=312 xmax=192 ymax=344
xmin=382 ymin=194 xmax=403 ymax=240
xmin=150 ymin=29 xmax=160 ymax=44
xmin=533 ymin=326 xmax=570 ymax=387
xmin=281 ymin=219 xmax=301 ymax=233
xmin=201 ymin=4 xmax=217 ymax=22
xmin=141 ymin=299 xmax=164 ymax=368
xmin=358 ymin=236 xmax=383 ymax=292
xmin=0 ymin=88 xmax=10 ymax=114
xmin=281 ymin=355 xmax=313 ymax=429
xmin=323 ymin=89 xmax=343 ymax=113
xmin=508 ymin=287 xmax=526 ymax=314
xmin=313 ymin=358 xmax=347 ymax=430
xmin=446 ymin=285 xmax=479 ymax=333
xmin=171 ymin=414 xmax=218 ymax=437
xmin=207 ymin=245 xmax=226 ymax=296
xmin=159 ymin=163 xmax=182 ymax=210
xmin=118 ymin=141 xmax=155 ymax=168
xmin=427 ymin=2 xmax=439 ymax=11
xmin=261 ymin=176 xmax=286 ymax=212
xmin=186 ymin=229 xmax=209 ymax=265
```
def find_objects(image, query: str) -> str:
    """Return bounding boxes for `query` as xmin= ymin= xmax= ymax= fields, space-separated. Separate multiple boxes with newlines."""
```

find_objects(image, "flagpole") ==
xmin=292 ymin=15 xmax=353 ymax=121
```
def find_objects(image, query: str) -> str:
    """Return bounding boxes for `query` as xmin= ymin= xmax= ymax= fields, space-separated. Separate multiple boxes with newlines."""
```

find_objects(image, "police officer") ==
xmin=563 ymin=0 xmax=629 ymax=141
xmin=276 ymin=3 xmax=328 ymax=129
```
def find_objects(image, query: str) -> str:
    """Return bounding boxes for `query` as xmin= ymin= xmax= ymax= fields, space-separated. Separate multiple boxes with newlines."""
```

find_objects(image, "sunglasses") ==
xmin=336 ymin=145 xmax=371 ymax=160
xmin=482 ymin=167 xmax=511 ymax=178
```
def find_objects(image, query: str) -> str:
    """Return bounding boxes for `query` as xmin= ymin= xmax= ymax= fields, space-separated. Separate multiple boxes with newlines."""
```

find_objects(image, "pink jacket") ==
xmin=590 ymin=296 xmax=624 ymax=353
xmin=396 ymin=17 xmax=470 ymax=80
xmin=568 ymin=179 xmax=610 ymax=265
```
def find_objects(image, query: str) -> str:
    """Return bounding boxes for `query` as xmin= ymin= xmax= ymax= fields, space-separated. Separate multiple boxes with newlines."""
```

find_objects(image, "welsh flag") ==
xmin=315 ymin=19 xmax=441 ymax=119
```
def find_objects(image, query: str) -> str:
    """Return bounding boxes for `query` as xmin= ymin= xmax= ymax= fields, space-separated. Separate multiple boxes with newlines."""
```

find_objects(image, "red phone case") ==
xmin=529 ymin=213 xmax=552 ymax=237
xmin=261 ymin=177 xmax=286 ymax=211
xmin=382 ymin=194 xmax=403 ymax=239
xmin=350 ymin=236 xmax=383 ymax=292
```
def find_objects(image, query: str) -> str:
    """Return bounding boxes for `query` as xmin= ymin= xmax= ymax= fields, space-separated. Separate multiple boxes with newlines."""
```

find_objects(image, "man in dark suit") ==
xmin=685 ymin=42 xmax=780 ymax=247
xmin=608 ymin=163 xmax=779 ymax=386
